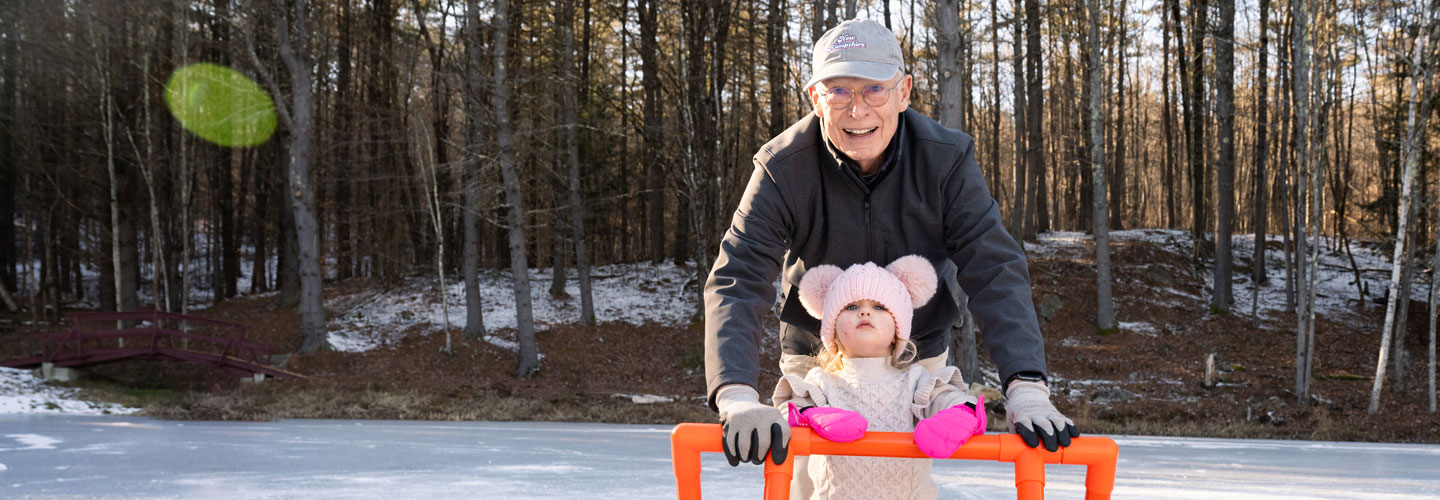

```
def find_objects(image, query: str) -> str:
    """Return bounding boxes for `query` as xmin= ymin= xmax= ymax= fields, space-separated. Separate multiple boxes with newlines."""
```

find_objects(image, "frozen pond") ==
xmin=1 ymin=416 xmax=1436 ymax=499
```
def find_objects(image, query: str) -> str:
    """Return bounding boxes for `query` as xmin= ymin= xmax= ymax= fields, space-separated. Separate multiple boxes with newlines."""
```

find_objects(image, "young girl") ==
xmin=773 ymin=255 xmax=986 ymax=500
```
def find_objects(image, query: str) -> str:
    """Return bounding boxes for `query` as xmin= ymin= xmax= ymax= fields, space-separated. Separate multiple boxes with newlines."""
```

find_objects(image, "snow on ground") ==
xmin=1031 ymin=229 xmax=1429 ymax=324
xmin=325 ymin=261 xmax=702 ymax=352
xmin=0 ymin=368 xmax=138 ymax=415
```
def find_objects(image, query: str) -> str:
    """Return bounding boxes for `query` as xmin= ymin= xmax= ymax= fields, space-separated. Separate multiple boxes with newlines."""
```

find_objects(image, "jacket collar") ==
xmin=822 ymin=114 xmax=907 ymax=190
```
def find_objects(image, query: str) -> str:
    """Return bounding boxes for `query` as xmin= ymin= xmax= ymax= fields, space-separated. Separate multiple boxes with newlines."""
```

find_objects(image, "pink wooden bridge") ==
xmin=1 ymin=310 xmax=302 ymax=379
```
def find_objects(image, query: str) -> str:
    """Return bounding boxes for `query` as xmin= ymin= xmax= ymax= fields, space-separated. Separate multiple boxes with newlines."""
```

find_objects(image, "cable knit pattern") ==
xmin=772 ymin=357 xmax=970 ymax=500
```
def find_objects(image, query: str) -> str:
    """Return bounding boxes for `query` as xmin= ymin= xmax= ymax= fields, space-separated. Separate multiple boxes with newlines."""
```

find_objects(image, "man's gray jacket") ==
xmin=704 ymin=108 xmax=1045 ymax=410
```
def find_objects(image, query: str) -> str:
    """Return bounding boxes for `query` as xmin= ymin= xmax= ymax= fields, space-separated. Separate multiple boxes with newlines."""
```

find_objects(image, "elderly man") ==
xmin=703 ymin=18 xmax=1079 ymax=495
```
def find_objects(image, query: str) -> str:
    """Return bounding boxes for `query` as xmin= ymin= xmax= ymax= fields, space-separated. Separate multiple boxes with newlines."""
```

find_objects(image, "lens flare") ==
xmin=164 ymin=63 xmax=277 ymax=147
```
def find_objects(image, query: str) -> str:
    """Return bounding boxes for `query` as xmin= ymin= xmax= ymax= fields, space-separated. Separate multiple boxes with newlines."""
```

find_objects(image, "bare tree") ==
xmin=1088 ymin=0 xmax=1115 ymax=331
xmin=936 ymin=0 xmax=980 ymax=385
xmin=767 ymin=0 xmax=787 ymax=137
xmin=1431 ymin=201 xmax=1438 ymax=413
xmin=1161 ymin=0 xmax=1177 ymax=229
xmin=1110 ymin=0 xmax=1126 ymax=230
xmin=1292 ymin=0 xmax=1314 ymax=405
xmin=557 ymin=0 xmax=595 ymax=325
xmin=1187 ymin=0 xmax=1208 ymax=256
xmin=937 ymin=0 xmax=963 ymax=131
xmin=1010 ymin=5 xmax=1027 ymax=238
xmin=1023 ymin=0 xmax=1044 ymax=239
xmin=638 ymin=0 xmax=665 ymax=264
xmin=492 ymin=0 xmax=539 ymax=378
xmin=86 ymin=9 xmax=126 ymax=317
xmin=1212 ymin=0 xmax=1235 ymax=311
xmin=1251 ymin=0 xmax=1271 ymax=316
xmin=1371 ymin=13 xmax=1435 ymax=414
xmin=462 ymin=0 xmax=488 ymax=340
xmin=989 ymin=0 xmax=1001 ymax=200
xmin=242 ymin=0 xmax=329 ymax=353
xmin=415 ymin=103 xmax=453 ymax=354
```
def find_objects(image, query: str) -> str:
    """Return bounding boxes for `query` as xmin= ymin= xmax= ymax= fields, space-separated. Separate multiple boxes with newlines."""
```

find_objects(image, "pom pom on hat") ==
xmin=799 ymin=264 xmax=844 ymax=320
xmin=886 ymin=255 xmax=938 ymax=308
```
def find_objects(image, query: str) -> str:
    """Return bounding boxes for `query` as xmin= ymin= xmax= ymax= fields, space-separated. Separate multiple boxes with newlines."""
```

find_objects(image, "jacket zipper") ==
xmin=863 ymin=196 xmax=872 ymax=261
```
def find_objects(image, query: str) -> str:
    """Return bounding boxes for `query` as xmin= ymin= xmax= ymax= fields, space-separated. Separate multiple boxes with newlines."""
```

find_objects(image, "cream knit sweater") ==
xmin=773 ymin=357 xmax=975 ymax=500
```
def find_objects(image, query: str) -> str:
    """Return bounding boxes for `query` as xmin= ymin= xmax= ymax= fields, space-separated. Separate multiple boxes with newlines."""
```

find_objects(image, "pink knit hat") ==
xmin=797 ymin=255 xmax=938 ymax=352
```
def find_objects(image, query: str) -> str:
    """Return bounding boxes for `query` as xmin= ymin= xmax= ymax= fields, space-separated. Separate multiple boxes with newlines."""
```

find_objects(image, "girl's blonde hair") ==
xmin=815 ymin=335 xmax=918 ymax=373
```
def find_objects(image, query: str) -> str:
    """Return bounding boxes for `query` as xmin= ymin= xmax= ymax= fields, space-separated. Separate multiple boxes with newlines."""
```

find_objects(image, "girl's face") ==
xmin=834 ymin=299 xmax=897 ymax=358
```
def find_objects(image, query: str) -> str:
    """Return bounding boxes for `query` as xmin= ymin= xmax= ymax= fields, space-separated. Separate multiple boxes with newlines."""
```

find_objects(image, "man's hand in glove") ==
xmin=715 ymin=384 xmax=789 ymax=466
xmin=1005 ymin=379 xmax=1080 ymax=452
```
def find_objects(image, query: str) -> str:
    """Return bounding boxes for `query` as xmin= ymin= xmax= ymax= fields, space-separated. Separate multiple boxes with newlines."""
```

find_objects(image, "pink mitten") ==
xmin=913 ymin=395 xmax=987 ymax=458
xmin=787 ymin=402 xmax=869 ymax=442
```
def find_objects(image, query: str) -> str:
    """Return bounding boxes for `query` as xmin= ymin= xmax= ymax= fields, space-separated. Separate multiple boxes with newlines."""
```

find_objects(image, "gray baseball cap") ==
xmin=806 ymin=19 xmax=904 ymax=89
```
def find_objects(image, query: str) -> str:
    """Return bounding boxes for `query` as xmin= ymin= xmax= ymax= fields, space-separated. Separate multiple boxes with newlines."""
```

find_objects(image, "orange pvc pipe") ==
xmin=670 ymin=423 xmax=1117 ymax=500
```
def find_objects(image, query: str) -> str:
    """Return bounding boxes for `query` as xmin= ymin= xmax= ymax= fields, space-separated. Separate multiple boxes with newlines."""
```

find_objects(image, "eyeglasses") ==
xmin=818 ymin=82 xmax=900 ymax=109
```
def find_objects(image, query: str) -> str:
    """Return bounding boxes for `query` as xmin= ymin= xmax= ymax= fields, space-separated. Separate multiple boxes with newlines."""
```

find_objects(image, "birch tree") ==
xmin=1371 ymin=12 xmax=1435 ymax=414
xmin=1292 ymin=0 xmax=1315 ymax=404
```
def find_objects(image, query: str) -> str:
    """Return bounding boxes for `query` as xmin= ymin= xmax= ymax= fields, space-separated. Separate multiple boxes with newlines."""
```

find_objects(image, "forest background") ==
xmin=1 ymin=0 xmax=1438 ymax=432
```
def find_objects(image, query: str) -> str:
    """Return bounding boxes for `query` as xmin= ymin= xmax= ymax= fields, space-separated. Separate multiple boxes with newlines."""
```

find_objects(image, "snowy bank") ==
xmin=0 ymin=367 xmax=139 ymax=415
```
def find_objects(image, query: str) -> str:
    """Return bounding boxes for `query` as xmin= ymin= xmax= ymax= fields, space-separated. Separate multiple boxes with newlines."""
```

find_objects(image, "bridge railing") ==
xmin=34 ymin=310 xmax=283 ymax=374
xmin=670 ymin=423 xmax=1117 ymax=500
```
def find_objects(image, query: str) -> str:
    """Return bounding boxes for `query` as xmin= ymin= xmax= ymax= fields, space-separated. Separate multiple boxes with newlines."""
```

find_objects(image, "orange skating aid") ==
xmin=670 ymin=423 xmax=1118 ymax=500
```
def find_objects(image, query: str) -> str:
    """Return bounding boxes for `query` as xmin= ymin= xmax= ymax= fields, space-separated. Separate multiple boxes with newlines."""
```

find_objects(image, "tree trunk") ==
xmin=639 ymin=0 xmax=665 ymax=264
xmin=1078 ymin=0 xmax=1095 ymax=232
xmin=0 ymin=18 xmax=14 ymax=294
xmin=1373 ymin=21 xmax=1434 ymax=412
xmin=282 ymin=0 xmax=326 ymax=354
xmin=1188 ymin=0 xmax=1208 ymax=254
xmin=1010 ymin=8 xmax=1027 ymax=238
xmin=1252 ymin=0 xmax=1271 ymax=296
xmin=1213 ymin=0 xmax=1236 ymax=311
xmin=1087 ymin=0 xmax=1115 ymax=331
xmin=1110 ymin=0 xmax=1126 ymax=230
xmin=558 ymin=0 xmax=595 ymax=325
xmin=492 ymin=0 xmax=538 ymax=378
xmin=989 ymin=0 xmax=1002 ymax=202
xmin=812 ymin=0 xmax=825 ymax=43
xmin=1430 ymin=201 xmax=1439 ymax=412
xmin=1170 ymin=0 xmax=1189 ymax=235
xmin=462 ymin=0 xmax=488 ymax=340
xmin=243 ymin=0 xmax=326 ymax=352
xmin=1024 ymin=0 xmax=1044 ymax=239
xmin=251 ymin=141 xmax=272 ymax=294
xmin=1162 ymin=1 xmax=1177 ymax=230
xmin=1292 ymin=0 xmax=1313 ymax=405
xmin=1278 ymin=10 xmax=1294 ymax=313
xmin=767 ymin=0 xmax=787 ymax=137
xmin=937 ymin=0 xmax=963 ymax=131
xmin=334 ymin=0 xmax=354 ymax=281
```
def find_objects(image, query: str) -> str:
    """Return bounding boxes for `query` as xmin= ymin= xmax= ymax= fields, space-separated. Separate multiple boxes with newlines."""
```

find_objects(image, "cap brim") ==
xmin=805 ymin=60 xmax=900 ymax=89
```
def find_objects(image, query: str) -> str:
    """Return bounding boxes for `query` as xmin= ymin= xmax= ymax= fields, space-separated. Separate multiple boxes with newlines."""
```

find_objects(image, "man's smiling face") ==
xmin=809 ymin=72 xmax=911 ymax=174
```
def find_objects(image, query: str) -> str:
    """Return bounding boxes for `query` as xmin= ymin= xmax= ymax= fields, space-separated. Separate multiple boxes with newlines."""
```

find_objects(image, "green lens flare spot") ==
xmin=164 ymin=63 xmax=277 ymax=147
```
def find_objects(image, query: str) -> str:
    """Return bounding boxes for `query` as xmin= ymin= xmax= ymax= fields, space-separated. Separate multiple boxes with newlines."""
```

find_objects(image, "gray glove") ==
xmin=715 ymin=384 xmax=790 ymax=466
xmin=1005 ymin=380 xmax=1080 ymax=452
